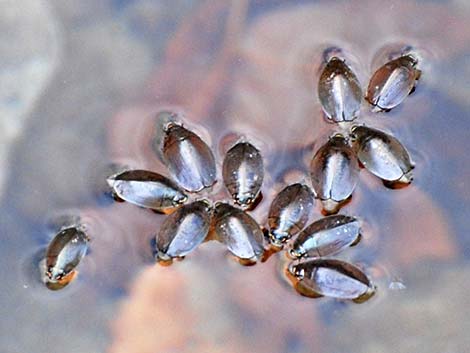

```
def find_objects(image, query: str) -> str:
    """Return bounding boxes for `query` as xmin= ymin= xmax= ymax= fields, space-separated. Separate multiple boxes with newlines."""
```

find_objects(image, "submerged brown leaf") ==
xmin=386 ymin=186 xmax=457 ymax=267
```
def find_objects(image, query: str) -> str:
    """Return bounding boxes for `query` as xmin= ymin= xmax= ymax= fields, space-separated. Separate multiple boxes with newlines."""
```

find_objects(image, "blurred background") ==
xmin=1 ymin=1 xmax=469 ymax=352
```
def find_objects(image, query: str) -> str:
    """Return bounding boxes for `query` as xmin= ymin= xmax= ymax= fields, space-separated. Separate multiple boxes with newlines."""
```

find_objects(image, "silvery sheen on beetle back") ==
xmin=310 ymin=135 xmax=360 ymax=214
xmin=267 ymin=183 xmax=314 ymax=247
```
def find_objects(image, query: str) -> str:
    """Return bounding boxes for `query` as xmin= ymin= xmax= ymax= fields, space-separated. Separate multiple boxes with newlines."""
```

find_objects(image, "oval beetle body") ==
xmin=155 ymin=200 xmax=211 ymax=263
xmin=45 ymin=226 xmax=89 ymax=283
xmin=288 ymin=259 xmax=375 ymax=302
xmin=267 ymin=183 xmax=314 ymax=247
xmin=213 ymin=203 xmax=265 ymax=264
xmin=222 ymin=141 xmax=264 ymax=208
xmin=107 ymin=169 xmax=187 ymax=212
xmin=162 ymin=123 xmax=217 ymax=192
xmin=290 ymin=215 xmax=361 ymax=259
xmin=366 ymin=54 xmax=420 ymax=112
xmin=318 ymin=57 xmax=362 ymax=122
xmin=351 ymin=125 xmax=414 ymax=186
xmin=310 ymin=135 xmax=360 ymax=214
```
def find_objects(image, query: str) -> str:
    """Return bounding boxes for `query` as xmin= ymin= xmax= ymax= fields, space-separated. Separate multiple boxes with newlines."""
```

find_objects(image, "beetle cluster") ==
xmin=283 ymin=44 xmax=421 ymax=300
xmin=111 ymin=114 xmax=268 ymax=265
xmin=40 ymin=44 xmax=421 ymax=302
xmin=41 ymin=114 xmax=376 ymax=300
xmin=42 ymin=112 xmax=269 ymax=292
xmin=313 ymin=46 xmax=420 ymax=213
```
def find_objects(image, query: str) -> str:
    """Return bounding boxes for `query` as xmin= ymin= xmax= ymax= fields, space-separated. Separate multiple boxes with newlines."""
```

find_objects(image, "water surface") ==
xmin=1 ymin=1 xmax=470 ymax=352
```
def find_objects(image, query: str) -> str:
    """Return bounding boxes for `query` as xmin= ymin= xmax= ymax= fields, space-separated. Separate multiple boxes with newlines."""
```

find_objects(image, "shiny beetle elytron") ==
xmin=267 ymin=183 xmax=314 ymax=247
xmin=289 ymin=215 xmax=361 ymax=259
xmin=287 ymin=259 xmax=375 ymax=302
xmin=351 ymin=125 xmax=414 ymax=187
xmin=366 ymin=54 xmax=421 ymax=112
xmin=310 ymin=134 xmax=360 ymax=214
xmin=212 ymin=203 xmax=265 ymax=264
xmin=318 ymin=56 xmax=362 ymax=122
xmin=45 ymin=226 xmax=89 ymax=283
xmin=107 ymin=169 xmax=187 ymax=213
xmin=154 ymin=200 xmax=212 ymax=263
xmin=222 ymin=141 xmax=264 ymax=208
xmin=162 ymin=123 xmax=217 ymax=192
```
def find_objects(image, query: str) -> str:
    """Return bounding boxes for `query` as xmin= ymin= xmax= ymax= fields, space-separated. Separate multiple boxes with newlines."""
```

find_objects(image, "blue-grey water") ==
xmin=1 ymin=1 xmax=469 ymax=352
